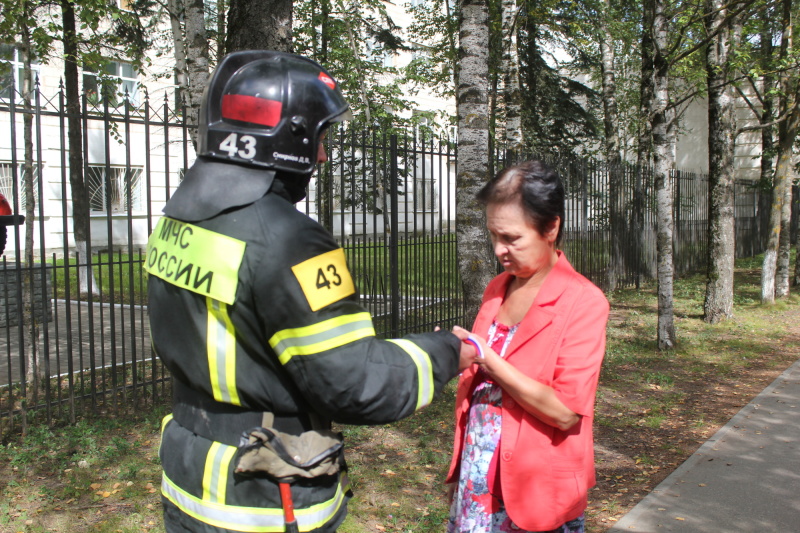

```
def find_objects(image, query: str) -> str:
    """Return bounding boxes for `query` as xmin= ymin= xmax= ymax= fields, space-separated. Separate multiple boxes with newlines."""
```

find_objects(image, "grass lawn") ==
xmin=1 ymin=252 xmax=798 ymax=532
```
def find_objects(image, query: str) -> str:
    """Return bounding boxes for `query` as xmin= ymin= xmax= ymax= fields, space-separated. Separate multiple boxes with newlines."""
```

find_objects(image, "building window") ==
xmin=87 ymin=165 xmax=144 ymax=213
xmin=0 ymin=161 xmax=39 ymax=212
xmin=0 ymin=44 xmax=40 ymax=101
xmin=366 ymin=41 xmax=394 ymax=69
xmin=83 ymin=61 xmax=139 ymax=107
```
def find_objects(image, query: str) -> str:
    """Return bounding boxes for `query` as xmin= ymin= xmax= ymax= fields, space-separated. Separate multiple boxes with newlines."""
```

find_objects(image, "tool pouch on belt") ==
xmin=235 ymin=426 xmax=344 ymax=481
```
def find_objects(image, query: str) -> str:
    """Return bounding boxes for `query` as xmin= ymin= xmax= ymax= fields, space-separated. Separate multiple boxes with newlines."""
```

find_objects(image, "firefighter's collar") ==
xmin=163 ymin=157 xmax=276 ymax=222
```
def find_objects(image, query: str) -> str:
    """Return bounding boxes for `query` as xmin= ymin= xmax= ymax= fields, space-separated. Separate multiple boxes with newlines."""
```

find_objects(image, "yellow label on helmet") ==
xmin=145 ymin=217 xmax=245 ymax=305
xmin=291 ymin=248 xmax=355 ymax=311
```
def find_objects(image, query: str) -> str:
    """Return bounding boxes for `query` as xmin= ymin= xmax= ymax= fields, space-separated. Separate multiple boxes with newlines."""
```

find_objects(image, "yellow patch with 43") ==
xmin=291 ymin=248 xmax=355 ymax=311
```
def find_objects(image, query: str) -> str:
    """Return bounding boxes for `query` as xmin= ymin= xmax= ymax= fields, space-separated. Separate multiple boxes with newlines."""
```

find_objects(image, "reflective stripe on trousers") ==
xmin=161 ymin=470 xmax=350 ymax=533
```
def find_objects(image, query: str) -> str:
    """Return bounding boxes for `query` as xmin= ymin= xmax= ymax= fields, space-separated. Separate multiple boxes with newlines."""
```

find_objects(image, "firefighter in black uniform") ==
xmin=145 ymin=50 xmax=475 ymax=533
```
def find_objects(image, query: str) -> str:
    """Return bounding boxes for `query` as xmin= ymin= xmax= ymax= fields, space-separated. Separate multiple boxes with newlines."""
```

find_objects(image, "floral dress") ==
xmin=447 ymin=321 xmax=585 ymax=533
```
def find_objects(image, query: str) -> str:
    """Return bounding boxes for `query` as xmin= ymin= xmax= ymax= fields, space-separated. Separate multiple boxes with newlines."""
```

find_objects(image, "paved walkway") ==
xmin=1 ymin=299 xmax=151 ymax=385
xmin=608 ymin=358 xmax=800 ymax=532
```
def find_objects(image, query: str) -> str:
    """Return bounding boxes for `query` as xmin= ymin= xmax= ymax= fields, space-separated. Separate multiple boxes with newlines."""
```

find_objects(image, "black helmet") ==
xmin=197 ymin=50 xmax=351 ymax=174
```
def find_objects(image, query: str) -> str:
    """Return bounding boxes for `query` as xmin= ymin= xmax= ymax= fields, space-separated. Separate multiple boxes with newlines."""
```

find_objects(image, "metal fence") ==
xmin=0 ymin=86 xmax=773 ymax=435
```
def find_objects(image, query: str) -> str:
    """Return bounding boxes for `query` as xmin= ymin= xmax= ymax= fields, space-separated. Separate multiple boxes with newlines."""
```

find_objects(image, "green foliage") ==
xmin=403 ymin=0 xmax=457 ymax=101
xmin=509 ymin=0 xmax=605 ymax=156
xmin=294 ymin=0 xmax=422 ymax=133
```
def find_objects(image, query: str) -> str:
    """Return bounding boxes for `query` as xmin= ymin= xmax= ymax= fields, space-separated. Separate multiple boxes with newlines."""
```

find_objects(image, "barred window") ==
xmin=0 ymin=161 xmax=39 ymax=211
xmin=83 ymin=61 xmax=140 ymax=107
xmin=87 ymin=165 xmax=144 ymax=213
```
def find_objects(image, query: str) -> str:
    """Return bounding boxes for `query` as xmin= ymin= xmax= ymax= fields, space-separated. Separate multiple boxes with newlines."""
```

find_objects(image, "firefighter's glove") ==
xmin=235 ymin=426 xmax=343 ymax=481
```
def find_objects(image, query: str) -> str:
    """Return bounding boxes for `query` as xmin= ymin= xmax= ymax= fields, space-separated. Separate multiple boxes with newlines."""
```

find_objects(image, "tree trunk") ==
xmin=216 ymin=0 xmax=226 ymax=61
xmin=225 ymin=0 xmax=292 ymax=53
xmin=651 ymin=0 xmax=675 ymax=349
xmin=775 ymin=126 xmax=798 ymax=298
xmin=184 ymin=0 xmax=210 ymax=147
xmin=758 ymin=16 xmax=775 ymax=246
xmin=794 ymin=187 xmax=800 ymax=287
xmin=501 ymin=0 xmax=523 ymax=155
xmin=314 ymin=4 xmax=333 ymax=231
xmin=456 ymin=0 xmax=494 ymax=326
xmin=600 ymin=0 xmax=623 ymax=290
xmin=166 ymin=0 xmax=188 ymax=110
xmin=62 ymin=0 xmax=97 ymax=297
xmin=758 ymin=30 xmax=778 ymax=304
xmin=776 ymin=169 xmax=792 ymax=297
xmin=775 ymin=0 xmax=798 ymax=299
xmin=634 ymin=0 xmax=655 ymax=288
xmin=703 ymin=0 xmax=736 ymax=324
xmin=20 ymin=11 xmax=41 ymax=404
xmin=761 ymin=180 xmax=782 ymax=304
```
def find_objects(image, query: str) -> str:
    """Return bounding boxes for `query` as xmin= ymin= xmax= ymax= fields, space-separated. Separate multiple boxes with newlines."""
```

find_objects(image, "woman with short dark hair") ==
xmin=447 ymin=160 xmax=609 ymax=533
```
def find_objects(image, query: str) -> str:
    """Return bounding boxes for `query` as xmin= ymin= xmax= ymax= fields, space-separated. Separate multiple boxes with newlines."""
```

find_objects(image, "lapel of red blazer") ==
xmin=504 ymin=252 xmax=575 ymax=366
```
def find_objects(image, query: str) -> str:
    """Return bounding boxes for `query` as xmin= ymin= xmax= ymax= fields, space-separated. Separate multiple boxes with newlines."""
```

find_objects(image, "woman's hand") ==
xmin=458 ymin=332 xmax=502 ymax=376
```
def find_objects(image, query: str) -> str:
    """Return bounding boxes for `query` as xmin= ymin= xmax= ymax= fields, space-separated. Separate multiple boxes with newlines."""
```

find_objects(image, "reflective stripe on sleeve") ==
xmin=207 ymin=297 xmax=241 ymax=405
xmin=161 ymin=470 xmax=349 ymax=532
xmin=269 ymin=312 xmax=375 ymax=365
xmin=202 ymin=442 xmax=237 ymax=504
xmin=386 ymin=339 xmax=435 ymax=410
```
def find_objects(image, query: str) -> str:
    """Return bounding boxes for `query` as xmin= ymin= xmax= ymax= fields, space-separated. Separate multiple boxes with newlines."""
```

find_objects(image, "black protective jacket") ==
xmin=146 ymin=159 xmax=461 ymax=533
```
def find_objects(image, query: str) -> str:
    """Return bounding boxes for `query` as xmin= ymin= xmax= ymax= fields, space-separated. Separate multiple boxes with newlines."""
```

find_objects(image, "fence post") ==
xmin=389 ymin=134 xmax=400 ymax=337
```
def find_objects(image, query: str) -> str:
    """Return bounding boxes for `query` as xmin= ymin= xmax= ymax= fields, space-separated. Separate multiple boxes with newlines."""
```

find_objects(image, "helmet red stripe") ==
xmin=221 ymin=94 xmax=282 ymax=127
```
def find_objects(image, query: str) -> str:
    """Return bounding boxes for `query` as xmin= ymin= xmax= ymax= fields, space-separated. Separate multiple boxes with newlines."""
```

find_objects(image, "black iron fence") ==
xmin=0 ymin=86 xmax=774 ymax=436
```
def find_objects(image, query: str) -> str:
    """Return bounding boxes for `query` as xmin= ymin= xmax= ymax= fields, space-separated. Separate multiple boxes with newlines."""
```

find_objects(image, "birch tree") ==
xmin=599 ymin=0 xmax=625 ymax=290
xmin=165 ymin=0 xmax=188 ymax=113
xmin=702 ymin=0 xmax=738 ymax=324
xmin=635 ymin=0 xmax=655 ymax=286
xmin=501 ymin=0 xmax=524 ymax=155
xmin=19 ymin=3 xmax=41 ymax=404
xmin=755 ymin=10 xmax=780 ymax=303
xmin=226 ymin=0 xmax=293 ymax=53
xmin=183 ymin=0 xmax=209 ymax=145
xmin=650 ymin=0 xmax=676 ymax=348
xmin=456 ymin=0 xmax=495 ymax=325
xmin=774 ymin=0 xmax=799 ymax=299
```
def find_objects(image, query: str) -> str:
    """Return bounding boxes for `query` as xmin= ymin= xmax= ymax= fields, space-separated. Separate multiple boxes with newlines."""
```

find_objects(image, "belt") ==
xmin=171 ymin=379 xmax=324 ymax=446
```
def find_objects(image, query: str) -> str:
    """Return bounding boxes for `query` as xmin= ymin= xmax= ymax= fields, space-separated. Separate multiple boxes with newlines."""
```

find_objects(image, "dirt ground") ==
xmin=585 ymin=306 xmax=800 ymax=531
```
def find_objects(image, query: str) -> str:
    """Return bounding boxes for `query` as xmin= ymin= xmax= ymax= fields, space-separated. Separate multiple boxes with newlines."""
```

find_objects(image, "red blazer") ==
xmin=446 ymin=252 xmax=609 ymax=531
